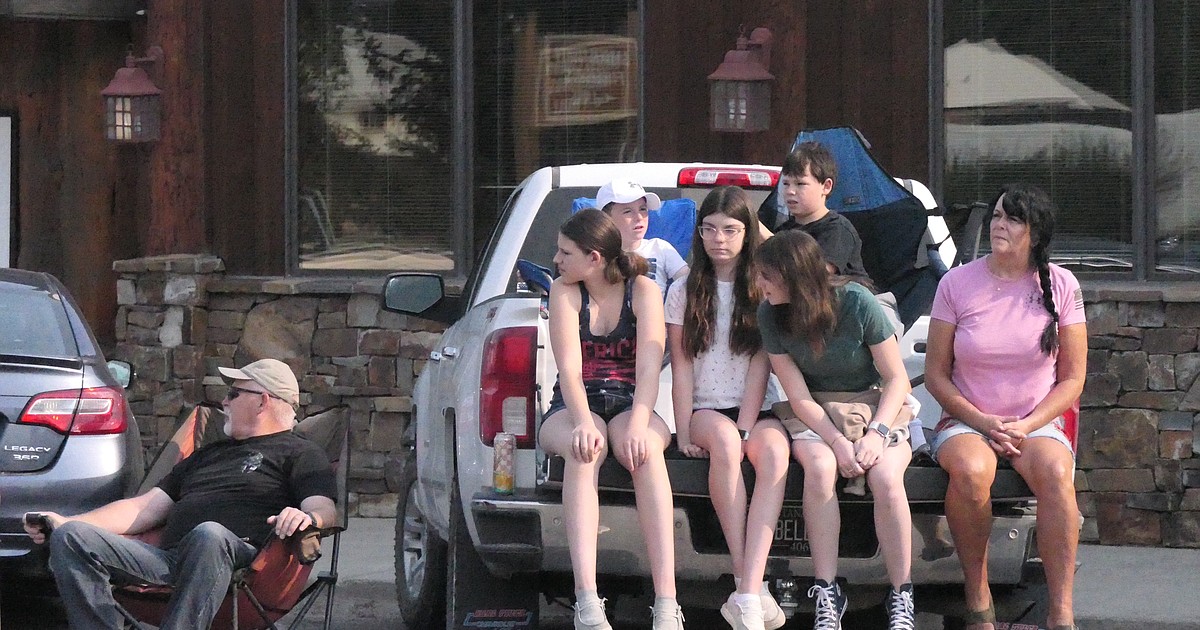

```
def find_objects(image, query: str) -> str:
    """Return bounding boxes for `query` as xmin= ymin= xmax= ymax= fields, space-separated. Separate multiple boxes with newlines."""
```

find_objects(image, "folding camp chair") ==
xmin=112 ymin=403 xmax=349 ymax=630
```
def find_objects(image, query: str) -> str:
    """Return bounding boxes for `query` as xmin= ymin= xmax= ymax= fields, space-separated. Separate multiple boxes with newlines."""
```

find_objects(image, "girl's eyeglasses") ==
xmin=698 ymin=225 xmax=745 ymax=240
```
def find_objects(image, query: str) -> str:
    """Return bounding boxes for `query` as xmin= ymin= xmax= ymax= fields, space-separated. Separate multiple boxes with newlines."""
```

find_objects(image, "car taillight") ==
xmin=678 ymin=167 xmax=779 ymax=189
xmin=479 ymin=326 xmax=538 ymax=448
xmin=20 ymin=387 xmax=129 ymax=435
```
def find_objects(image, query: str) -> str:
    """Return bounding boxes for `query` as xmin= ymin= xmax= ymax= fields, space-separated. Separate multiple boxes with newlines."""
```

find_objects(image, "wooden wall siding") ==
xmin=803 ymin=0 xmax=929 ymax=180
xmin=0 ymin=19 xmax=141 ymax=346
xmin=205 ymin=0 xmax=286 ymax=276
xmin=645 ymin=0 xmax=929 ymax=180
xmin=145 ymin=0 xmax=208 ymax=257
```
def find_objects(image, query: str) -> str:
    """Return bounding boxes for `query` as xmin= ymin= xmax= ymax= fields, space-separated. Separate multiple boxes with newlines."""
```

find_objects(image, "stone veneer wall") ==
xmin=112 ymin=254 xmax=445 ymax=518
xmin=113 ymin=256 xmax=1200 ymax=543
xmin=1077 ymin=283 xmax=1200 ymax=547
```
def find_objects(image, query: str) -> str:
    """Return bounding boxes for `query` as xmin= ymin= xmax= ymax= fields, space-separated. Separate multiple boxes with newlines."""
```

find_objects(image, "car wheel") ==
xmin=394 ymin=449 xmax=447 ymax=628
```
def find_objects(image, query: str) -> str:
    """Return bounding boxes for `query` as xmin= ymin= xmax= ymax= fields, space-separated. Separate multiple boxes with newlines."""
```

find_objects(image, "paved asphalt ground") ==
xmin=281 ymin=517 xmax=1200 ymax=630
xmin=5 ymin=517 xmax=1199 ymax=628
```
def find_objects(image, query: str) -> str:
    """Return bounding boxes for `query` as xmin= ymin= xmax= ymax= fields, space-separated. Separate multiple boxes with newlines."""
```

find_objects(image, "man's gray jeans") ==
xmin=48 ymin=520 xmax=258 ymax=630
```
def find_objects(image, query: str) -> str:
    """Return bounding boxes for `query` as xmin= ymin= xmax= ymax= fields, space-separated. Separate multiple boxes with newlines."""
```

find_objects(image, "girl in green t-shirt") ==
xmin=756 ymin=230 xmax=915 ymax=630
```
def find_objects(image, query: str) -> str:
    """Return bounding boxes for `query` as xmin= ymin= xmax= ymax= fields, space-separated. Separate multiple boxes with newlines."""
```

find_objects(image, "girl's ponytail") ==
xmin=609 ymin=250 xmax=649 ymax=283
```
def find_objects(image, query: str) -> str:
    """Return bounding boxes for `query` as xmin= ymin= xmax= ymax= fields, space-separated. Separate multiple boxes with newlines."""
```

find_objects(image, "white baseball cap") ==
xmin=596 ymin=179 xmax=662 ymax=211
xmin=218 ymin=358 xmax=300 ymax=405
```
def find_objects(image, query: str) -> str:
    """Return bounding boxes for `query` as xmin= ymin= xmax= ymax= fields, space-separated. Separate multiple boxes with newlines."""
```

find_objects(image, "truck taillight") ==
xmin=678 ymin=167 xmax=779 ymax=189
xmin=20 ymin=386 xmax=129 ymax=435
xmin=479 ymin=326 xmax=538 ymax=448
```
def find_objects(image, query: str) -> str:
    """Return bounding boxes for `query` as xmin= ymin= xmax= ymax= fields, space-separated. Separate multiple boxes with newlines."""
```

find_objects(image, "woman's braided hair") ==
xmin=995 ymin=183 xmax=1059 ymax=355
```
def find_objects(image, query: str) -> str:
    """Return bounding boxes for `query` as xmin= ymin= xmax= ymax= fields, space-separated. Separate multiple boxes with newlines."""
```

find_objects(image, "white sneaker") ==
xmin=721 ymin=592 xmax=765 ymax=630
xmin=760 ymin=585 xmax=786 ymax=630
xmin=574 ymin=597 xmax=613 ymax=630
xmin=651 ymin=600 xmax=685 ymax=630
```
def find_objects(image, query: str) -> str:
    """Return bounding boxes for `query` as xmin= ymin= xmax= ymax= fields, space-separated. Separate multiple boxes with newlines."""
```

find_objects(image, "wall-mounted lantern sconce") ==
xmin=708 ymin=27 xmax=774 ymax=133
xmin=101 ymin=46 xmax=164 ymax=143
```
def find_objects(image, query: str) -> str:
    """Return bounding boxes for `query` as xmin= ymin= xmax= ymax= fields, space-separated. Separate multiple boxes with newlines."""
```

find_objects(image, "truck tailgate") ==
xmin=542 ymin=448 xmax=1034 ymax=503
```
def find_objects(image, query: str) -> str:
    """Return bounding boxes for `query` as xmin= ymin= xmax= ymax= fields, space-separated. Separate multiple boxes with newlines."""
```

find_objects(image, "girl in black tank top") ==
xmin=538 ymin=209 xmax=683 ymax=629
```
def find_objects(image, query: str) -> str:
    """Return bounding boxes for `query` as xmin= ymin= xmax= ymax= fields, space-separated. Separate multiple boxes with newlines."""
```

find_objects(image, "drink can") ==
xmin=493 ymin=432 xmax=515 ymax=495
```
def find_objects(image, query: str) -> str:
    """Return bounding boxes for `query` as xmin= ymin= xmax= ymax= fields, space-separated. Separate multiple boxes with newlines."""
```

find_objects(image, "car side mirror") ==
xmin=382 ymin=273 xmax=459 ymax=323
xmin=107 ymin=360 xmax=133 ymax=388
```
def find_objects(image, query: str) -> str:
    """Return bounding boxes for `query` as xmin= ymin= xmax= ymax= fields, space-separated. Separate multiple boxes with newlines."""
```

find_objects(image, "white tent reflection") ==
xmin=945 ymin=39 xmax=1197 ymax=260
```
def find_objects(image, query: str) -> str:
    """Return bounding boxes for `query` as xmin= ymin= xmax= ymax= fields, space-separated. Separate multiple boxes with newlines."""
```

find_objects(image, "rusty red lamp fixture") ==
xmin=101 ymin=46 xmax=164 ymax=143
xmin=708 ymin=27 xmax=774 ymax=132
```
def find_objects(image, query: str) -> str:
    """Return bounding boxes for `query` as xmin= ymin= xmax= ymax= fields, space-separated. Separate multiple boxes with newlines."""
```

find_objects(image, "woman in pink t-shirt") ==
xmin=926 ymin=184 xmax=1087 ymax=630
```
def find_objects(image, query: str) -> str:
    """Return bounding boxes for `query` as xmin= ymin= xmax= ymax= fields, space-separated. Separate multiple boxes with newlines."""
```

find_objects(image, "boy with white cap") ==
xmin=597 ymin=179 xmax=689 ymax=298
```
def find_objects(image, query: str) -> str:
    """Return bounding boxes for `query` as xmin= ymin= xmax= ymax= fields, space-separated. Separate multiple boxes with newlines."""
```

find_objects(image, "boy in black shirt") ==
xmin=772 ymin=141 xmax=873 ymax=287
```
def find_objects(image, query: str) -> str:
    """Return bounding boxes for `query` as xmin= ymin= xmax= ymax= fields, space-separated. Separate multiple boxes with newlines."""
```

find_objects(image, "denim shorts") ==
xmin=930 ymin=417 xmax=1073 ymax=462
xmin=545 ymin=382 xmax=635 ymax=423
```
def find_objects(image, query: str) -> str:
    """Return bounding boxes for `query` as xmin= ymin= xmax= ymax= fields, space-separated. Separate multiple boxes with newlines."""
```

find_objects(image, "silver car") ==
xmin=0 ymin=268 xmax=143 ymax=578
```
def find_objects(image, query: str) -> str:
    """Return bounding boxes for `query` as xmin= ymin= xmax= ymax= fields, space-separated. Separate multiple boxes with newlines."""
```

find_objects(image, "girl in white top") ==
xmin=597 ymin=179 xmax=689 ymax=298
xmin=665 ymin=186 xmax=784 ymax=630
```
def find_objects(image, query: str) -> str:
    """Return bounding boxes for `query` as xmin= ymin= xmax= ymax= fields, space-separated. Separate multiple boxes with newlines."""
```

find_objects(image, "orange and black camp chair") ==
xmin=112 ymin=403 xmax=349 ymax=630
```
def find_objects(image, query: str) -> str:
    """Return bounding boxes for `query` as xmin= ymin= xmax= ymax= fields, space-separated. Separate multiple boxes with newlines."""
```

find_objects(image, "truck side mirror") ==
xmin=383 ymin=273 xmax=455 ymax=322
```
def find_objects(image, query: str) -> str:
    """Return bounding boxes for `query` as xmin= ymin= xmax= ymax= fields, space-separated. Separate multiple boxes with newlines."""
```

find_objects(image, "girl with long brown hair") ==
xmin=665 ymin=187 xmax=784 ymax=630
xmin=756 ymin=230 xmax=916 ymax=630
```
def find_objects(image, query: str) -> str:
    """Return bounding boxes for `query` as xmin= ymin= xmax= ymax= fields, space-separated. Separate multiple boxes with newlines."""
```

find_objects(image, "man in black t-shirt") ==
xmin=25 ymin=359 xmax=337 ymax=630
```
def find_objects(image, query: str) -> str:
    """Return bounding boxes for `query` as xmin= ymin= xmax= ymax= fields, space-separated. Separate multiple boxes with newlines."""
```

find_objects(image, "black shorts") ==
xmin=546 ymin=382 xmax=635 ymax=423
xmin=698 ymin=407 xmax=775 ymax=424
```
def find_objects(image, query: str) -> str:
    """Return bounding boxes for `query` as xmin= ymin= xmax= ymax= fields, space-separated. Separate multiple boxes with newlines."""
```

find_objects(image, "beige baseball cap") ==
xmin=218 ymin=358 xmax=300 ymax=405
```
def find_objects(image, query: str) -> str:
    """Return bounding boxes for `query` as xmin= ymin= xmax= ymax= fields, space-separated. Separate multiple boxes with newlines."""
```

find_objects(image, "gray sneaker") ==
xmin=760 ymin=584 xmax=786 ymax=630
xmin=650 ymin=601 xmax=685 ymax=630
xmin=574 ymin=597 xmax=613 ymax=630
xmin=721 ymin=592 xmax=765 ymax=630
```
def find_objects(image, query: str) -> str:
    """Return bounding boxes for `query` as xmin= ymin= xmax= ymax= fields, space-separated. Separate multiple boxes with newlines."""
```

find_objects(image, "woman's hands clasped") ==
xmin=979 ymin=414 xmax=1028 ymax=457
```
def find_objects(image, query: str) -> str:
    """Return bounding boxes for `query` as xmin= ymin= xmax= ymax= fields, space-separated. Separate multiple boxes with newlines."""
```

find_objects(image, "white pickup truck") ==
xmin=385 ymin=163 xmax=1049 ymax=629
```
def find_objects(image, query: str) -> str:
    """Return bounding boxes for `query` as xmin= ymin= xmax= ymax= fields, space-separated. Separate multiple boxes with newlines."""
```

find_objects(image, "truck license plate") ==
xmin=771 ymin=507 xmax=810 ymax=555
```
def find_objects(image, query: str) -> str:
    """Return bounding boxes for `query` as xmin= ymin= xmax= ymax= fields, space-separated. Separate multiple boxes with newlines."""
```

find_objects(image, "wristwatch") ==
xmin=868 ymin=421 xmax=890 ymax=439
xmin=739 ymin=429 xmax=752 ymax=442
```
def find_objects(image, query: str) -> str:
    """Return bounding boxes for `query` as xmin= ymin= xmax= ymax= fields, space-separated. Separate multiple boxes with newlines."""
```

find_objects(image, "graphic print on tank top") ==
xmin=578 ymin=280 xmax=638 ymax=384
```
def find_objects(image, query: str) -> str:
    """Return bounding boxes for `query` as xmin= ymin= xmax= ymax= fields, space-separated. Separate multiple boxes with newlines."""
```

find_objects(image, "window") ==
xmin=473 ymin=1 xmax=643 ymax=253
xmin=940 ymin=1 xmax=1199 ymax=276
xmin=1155 ymin=0 xmax=1200 ymax=273
xmin=295 ymin=0 xmax=455 ymax=273
xmin=293 ymin=1 xmax=644 ymax=275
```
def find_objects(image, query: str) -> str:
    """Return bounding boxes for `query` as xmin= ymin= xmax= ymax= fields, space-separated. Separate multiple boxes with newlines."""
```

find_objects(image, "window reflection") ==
xmin=1154 ymin=1 xmax=1200 ymax=273
xmin=297 ymin=2 xmax=454 ymax=272
xmin=943 ymin=2 xmax=1135 ymax=272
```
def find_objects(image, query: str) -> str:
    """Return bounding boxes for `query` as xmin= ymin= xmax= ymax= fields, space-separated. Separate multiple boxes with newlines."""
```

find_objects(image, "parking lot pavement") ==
xmin=310 ymin=518 xmax=1200 ymax=630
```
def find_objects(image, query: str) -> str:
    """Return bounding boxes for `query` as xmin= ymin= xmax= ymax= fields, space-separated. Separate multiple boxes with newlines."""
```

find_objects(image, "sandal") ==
xmin=962 ymin=603 xmax=996 ymax=630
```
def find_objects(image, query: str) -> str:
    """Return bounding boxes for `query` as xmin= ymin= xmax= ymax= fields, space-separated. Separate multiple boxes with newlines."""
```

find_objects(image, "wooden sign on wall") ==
xmin=535 ymin=35 xmax=638 ymax=127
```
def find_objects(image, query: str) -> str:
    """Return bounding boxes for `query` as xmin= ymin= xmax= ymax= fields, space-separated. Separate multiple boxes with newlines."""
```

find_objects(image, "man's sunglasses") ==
xmin=225 ymin=386 xmax=282 ymax=402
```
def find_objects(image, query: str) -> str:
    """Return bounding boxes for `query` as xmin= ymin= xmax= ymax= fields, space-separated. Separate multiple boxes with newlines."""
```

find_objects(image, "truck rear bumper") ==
xmin=468 ymin=491 xmax=1035 ymax=586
